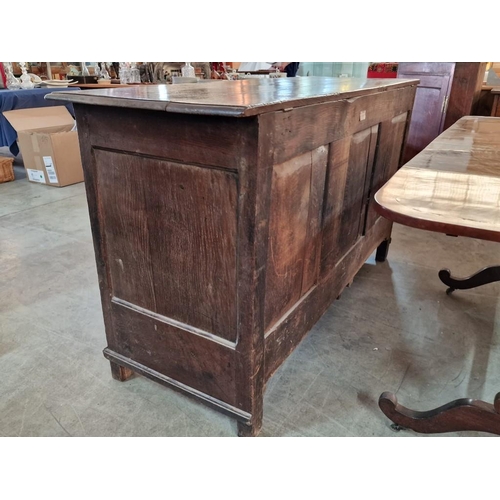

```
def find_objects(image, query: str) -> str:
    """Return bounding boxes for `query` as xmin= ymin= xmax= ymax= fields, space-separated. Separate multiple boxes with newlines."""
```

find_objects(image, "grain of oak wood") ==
xmin=47 ymin=77 xmax=417 ymax=116
xmin=48 ymin=78 xmax=417 ymax=436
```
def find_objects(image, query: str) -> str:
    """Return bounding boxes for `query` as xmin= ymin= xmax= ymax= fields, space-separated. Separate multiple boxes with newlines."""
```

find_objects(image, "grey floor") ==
xmin=1 ymin=148 xmax=499 ymax=437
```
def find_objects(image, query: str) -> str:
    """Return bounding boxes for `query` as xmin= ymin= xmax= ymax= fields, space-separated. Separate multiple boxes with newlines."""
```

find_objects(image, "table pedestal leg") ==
xmin=378 ymin=392 xmax=500 ymax=435
xmin=375 ymin=238 xmax=391 ymax=262
xmin=439 ymin=265 xmax=500 ymax=294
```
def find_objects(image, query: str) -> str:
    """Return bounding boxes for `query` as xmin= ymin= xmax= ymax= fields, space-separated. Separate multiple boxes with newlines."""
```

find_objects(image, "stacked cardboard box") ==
xmin=3 ymin=106 xmax=83 ymax=187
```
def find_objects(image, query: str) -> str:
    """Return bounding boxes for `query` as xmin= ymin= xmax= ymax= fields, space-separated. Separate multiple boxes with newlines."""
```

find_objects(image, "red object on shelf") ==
xmin=367 ymin=62 xmax=398 ymax=78
xmin=0 ymin=63 xmax=7 ymax=89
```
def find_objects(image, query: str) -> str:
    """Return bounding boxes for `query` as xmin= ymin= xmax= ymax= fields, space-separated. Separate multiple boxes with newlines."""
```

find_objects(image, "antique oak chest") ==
xmin=49 ymin=77 xmax=417 ymax=436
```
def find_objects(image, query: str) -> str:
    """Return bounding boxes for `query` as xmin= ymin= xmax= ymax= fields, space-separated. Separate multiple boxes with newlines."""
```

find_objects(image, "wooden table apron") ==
xmin=47 ymin=78 xmax=417 ymax=436
xmin=374 ymin=116 xmax=500 ymax=435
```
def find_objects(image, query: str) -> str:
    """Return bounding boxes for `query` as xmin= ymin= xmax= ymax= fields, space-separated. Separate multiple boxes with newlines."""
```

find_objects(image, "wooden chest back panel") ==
xmin=264 ymin=122 xmax=381 ymax=331
xmin=264 ymin=146 xmax=328 ymax=330
xmin=95 ymin=149 xmax=239 ymax=342
xmin=321 ymin=125 xmax=379 ymax=269
xmin=301 ymin=146 xmax=329 ymax=295
xmin=343 ymin=125 xmax=378 ymax=244
xmin=263 ymin=87 xmax=415 ymax=335
xmin=321 ymin=137 xmax=351 ymax=263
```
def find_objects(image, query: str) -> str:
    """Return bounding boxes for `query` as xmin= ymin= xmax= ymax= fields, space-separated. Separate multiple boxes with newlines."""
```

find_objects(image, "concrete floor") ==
xmin=1 ymin=148 xmax=499 ymax=437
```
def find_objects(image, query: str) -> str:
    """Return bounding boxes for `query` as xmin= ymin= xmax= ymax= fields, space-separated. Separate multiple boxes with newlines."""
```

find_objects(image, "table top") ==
xmin=375 ymin=116 xmax=500 ymax=242
xmin=46 ymin=77 xmax=419 ymax=117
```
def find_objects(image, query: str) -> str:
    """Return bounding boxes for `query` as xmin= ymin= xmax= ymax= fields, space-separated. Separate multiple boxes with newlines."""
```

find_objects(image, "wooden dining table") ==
xmin=374 ymin=115 xmax=500 ymax=435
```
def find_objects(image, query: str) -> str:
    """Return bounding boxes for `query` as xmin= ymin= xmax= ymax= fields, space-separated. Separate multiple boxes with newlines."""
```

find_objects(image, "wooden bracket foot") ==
xmin=379 ymin=391 xmax=500 ymax=435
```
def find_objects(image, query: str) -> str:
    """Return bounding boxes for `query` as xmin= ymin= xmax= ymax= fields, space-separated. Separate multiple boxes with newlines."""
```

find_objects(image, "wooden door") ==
xmin=397 ymin=62 xmax=455 ymax=163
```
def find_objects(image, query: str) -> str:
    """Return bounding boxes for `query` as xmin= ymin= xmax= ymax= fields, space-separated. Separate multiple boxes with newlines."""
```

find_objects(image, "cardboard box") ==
xmin=3 ymin=106 xmax=84 ymax=187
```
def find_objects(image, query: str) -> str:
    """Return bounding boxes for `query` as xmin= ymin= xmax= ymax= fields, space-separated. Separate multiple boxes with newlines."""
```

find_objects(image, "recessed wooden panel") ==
xmin=301 ymin=146 xmax=328 ymax=295
xmin=397 ymin=69 xmax=452 ymax=163
xmin=321 ymin=137 xmax=350 ymax=262
xmin=360 ymin=125 xmax=379 ymax=236
xmin=264 ymin=153 xmax=311 ymax=330
xmin=110 ymin=301 xmax=237 ymax=405
xmin=338 ymin=127 xmax=374 ymax=256
xmin=94 ymin=150 xmax=156 ymax=311
xmin=321 ymin=125 xmax=380 ymax=269
xmin=404 ymin=85 xmax=446 ymax=157
xmin=443 ymin=63 xmax=486 ymax=130
xmin=95 ymin=149 xmax=238 ymax=342
xmin=364 ymin=112 xmax=408 ymax=232
xmin=264 ymin=147 xmax=327 ymax=330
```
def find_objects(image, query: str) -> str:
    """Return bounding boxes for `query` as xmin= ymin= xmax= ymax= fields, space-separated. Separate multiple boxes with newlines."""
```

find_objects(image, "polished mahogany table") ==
xmin=374 ymin=116 xmax=500 ymax=434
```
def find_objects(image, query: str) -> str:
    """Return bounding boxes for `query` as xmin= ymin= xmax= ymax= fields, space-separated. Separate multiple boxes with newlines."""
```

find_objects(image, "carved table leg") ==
xmin=110 ymin=361 xmax=134 ymax=381
xmin=379 ymin=391 xmax=500 ymax=435
xmin=375 ymin=238 xmax=391 ymax=263
xmin=439 ymin=265 xmax=500 ymax=294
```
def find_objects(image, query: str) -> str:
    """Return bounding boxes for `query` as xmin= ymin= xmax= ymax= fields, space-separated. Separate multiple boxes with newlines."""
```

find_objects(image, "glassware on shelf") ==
xmin=119 ymin=62 xmax=130 ymax=84
xmin=81 ymin=62 xmax=90 ymax=76
xmin=130 ymin=62 xmax=141 ymax=83
xmin=94 ymin=62 xmax=101 ymax=79
xmin=181 ymin=62 xmax=195 ymax=78
xmin=4 ymin=62 xmax=21 ymax=89
xmin=19 ymin=62 xmax=34 ymax=89
xmin=100 ymin=62 xmax=111 ymax=80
